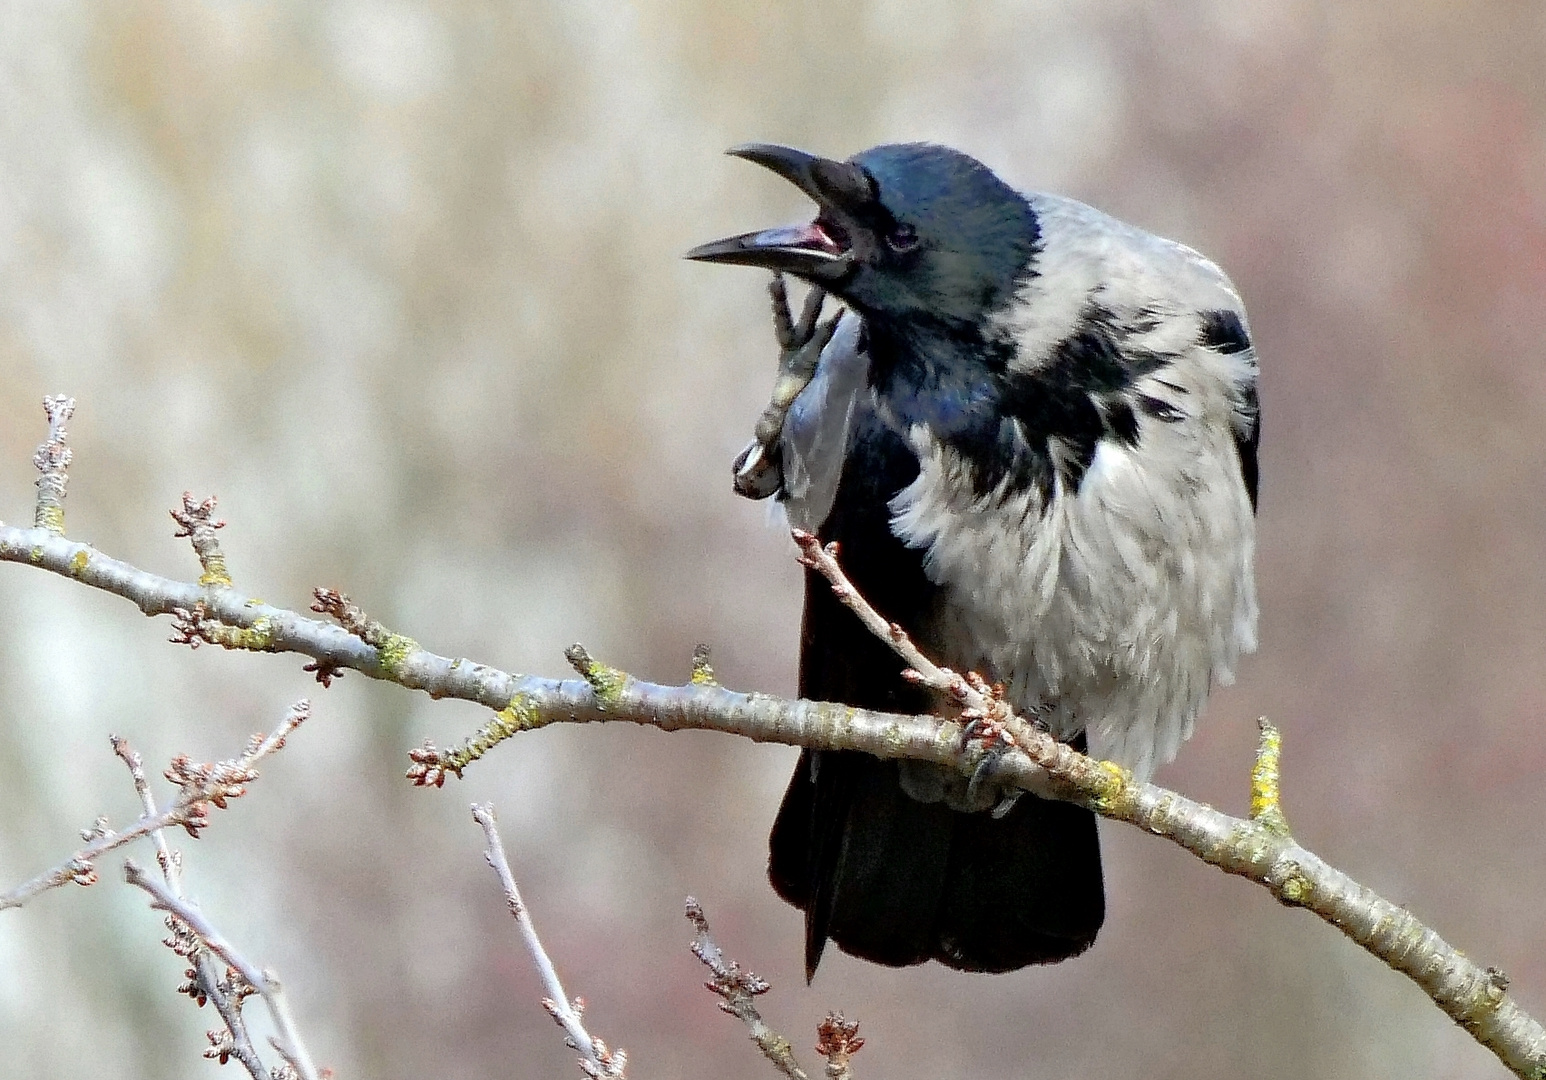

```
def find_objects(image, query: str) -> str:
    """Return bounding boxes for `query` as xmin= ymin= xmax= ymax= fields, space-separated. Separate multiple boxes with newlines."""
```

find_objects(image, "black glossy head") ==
xmin=687 ymin=142 xmax=1040 ymax=326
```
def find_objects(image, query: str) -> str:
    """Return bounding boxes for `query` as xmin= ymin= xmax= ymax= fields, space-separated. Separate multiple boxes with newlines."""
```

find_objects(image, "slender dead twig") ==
xmin=1 ymin=703 xmax=310 ymax=911
xmin=686 ymin=898 xmax=811 ymax=1080
xmin=472 ymin=803 xmax=626 ymax=1079
xmin=124 ymin=861 xmax=321 ymax=1080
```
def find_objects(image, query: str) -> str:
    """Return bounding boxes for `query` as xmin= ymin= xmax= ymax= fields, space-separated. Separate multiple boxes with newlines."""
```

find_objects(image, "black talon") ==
xmin=965 ymin=741 xmax=1011 ymax=809
xmin=732 ymin=439 xmax=783 ymax=500
xmin=956 ymin=716 xmax=988 ymax=755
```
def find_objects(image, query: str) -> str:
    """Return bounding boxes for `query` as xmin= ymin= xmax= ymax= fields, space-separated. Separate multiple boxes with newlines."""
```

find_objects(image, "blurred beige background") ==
xmin=1 ymin=2 xmax=1544 ymax=1078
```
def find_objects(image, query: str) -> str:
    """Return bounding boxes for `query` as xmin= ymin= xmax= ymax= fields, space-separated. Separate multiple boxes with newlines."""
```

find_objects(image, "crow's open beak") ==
xmin=684 ymin=221 xmax=850 ymax=279
xmin=685 ymin=144 xmax=873 ymax=284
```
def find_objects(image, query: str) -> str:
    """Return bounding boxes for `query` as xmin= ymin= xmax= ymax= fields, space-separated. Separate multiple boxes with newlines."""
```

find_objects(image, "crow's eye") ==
xmin=886 ymin=222 xmax=919 ymax=252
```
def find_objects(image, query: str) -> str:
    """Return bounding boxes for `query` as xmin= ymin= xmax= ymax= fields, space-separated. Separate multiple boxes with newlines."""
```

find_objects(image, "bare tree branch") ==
xmin=686 ymin=897 xmax=812 ymax=1080
xmin=124 ymin=861 xmax=322 ymax=1080
xmin=472 ymin=803 xmax=627 ymax=1079
xmin=113 ymin=736 xmax=266 ymax=1080
xmin=3 ymin=396 xmax=1544 ymax=1079
xmin=0 ymin=702 xmax=310 ymax=911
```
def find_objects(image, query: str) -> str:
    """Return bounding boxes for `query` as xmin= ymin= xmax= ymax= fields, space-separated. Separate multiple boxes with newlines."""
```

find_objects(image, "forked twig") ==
xmin=124 ymin=862 xmax=321 ymax=1080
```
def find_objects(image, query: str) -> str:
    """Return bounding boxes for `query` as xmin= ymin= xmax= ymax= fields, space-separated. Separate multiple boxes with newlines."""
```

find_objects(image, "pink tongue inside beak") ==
xmin=753 ymin=221 xmax=845 ymax=255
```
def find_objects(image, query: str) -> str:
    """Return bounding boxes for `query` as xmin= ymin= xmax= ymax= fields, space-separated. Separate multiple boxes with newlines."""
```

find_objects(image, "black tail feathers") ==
xmin=769 ymin=748 xmax=1104 ymax=979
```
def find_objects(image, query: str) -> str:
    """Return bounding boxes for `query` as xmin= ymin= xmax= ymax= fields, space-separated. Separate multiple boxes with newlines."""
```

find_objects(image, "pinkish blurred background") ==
xmin=2 ymin=3 xmax=1543 ymax=1078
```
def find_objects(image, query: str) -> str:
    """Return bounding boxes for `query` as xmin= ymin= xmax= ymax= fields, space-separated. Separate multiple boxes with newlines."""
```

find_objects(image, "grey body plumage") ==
xmin=689 ymin=143 xmax=1259 ymax=977
xmin=789 ymin=192 xmax=1260 ymax=780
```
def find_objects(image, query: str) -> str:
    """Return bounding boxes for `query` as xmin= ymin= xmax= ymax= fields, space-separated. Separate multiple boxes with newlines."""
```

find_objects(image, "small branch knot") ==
xmin=302 ymin=658 xmax=345 ymax=687
xmin=565 ymin=644 xmax=628 ymax=707
xmin=169 ymin=492 xmax=231 ymax=587
xmin=311 ymin=588 xmax=417 ymax=674
xmin=690 ymin=644 xmax=718 ymax=686
xmin=32 ymin=395 xmax=76 ymax=534
xmin=816 ymin=1013 xmax=864 ymax=1078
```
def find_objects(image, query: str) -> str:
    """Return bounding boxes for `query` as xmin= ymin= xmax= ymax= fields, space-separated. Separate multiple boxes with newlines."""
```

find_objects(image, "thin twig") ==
xmin=1 ymin=702 xmax=309 ymax=911
xmin=793 ymin=527 xmax=1028 ymax=731
xmin=123 ymin=861 xmax=321 ymax=1080
xmin=113 ymin=737 xmax=266 ymax=1079
xmin=686 ymin=898 xmax=809 ymax=1080
xmin=170 ymin=492 xmax=232 ymax=587
xmin=472 ymin=803 xmax=626 ymax=1079
xmin=31 ymin=394 xmax=75 ymax=533
xmin=791 ymin=528 xmax=967 ymax=701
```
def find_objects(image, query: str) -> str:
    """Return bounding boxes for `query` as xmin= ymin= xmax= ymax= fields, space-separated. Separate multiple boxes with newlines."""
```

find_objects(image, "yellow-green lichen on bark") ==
xmin=583 ymin=660 xmax=628 ymax=707
xmin=1087 ymin=759 xmax=1135 ymax=817
xmin=880 ymin=721 xmax=910 ymax=758
xmin=374 ymin=632 xmax=419 ymax=677
xmin=69 ymin=549 xmax=89 ymax=576
xmin=1273 ymin=860 xmax=1313 ymax=906
xmin=205 ymin=616 xmax=276 ymax=652
xmin=933 ymin=721 xmax=962 ymax=755
xmin=434 ymin=695 xmax=543 ymax=779
xmin=34 ymin=505 xmax=65 ymax=535
xmin=197 ymin=552 xmax=232 ymax=588
xmin=1250 ymin=718 xmax=1291 ymax=836
xmin=1229 ymin=821 xmax=1281 ymax=866
xmin=689 ymin=647 xmax=717 ymax=686
xmin=802 ymin=700 xmax=854 ymax=748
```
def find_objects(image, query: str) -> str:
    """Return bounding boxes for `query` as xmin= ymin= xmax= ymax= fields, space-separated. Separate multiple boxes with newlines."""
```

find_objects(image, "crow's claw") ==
xmin=957 ymin=709 xmax=1025 ymax=816
xmin=734 ymin=273 xmax=842 ymax=501
xmin=965 ymin=740 xmax=1025 ymax=818
xmin=956 ymin=714 xmax=1016 ymax=754
xmin=732 ymin=439 xmax=783 ymax=500
xmin=770 ymin=272 xmax=830 ymax=351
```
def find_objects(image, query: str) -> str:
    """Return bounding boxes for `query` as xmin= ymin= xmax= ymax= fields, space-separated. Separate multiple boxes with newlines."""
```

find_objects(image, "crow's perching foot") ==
xmin=732 ymin=273 xmax=841 ymax=500
xmin=960 ymin=715 xmax=1021 ymax=817
xmin=957 ymin=681 xmax=1053 ymax=818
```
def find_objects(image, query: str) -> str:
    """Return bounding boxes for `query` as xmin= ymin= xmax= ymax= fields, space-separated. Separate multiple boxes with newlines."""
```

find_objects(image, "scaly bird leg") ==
xmin=732 ymin=274 xmax=840 ymax=500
